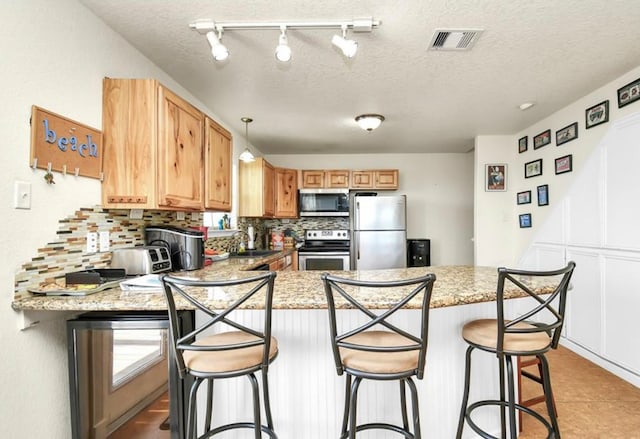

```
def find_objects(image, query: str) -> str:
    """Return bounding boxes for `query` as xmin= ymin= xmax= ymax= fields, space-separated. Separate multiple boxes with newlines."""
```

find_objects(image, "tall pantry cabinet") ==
xmin=101 ymin=78 xmax=232 ymax=212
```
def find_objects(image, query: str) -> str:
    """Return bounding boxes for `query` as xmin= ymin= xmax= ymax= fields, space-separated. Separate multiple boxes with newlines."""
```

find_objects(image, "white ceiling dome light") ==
xmin=355 ymin=114 xmax=385 ymax=131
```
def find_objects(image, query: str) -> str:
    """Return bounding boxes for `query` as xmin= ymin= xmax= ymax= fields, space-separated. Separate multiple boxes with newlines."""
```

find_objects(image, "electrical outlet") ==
xmin=176 ymin=211 xmax=186 ymax=220
xmin=130 ymin=209 xmax=144 ymax=219
xmin=86 ymin=232 xmax=98 ymax=253
xmin=191 ymin=212 xmax=200 ymax=221
xmin=99 ymin=231 xmax=110 ymax=252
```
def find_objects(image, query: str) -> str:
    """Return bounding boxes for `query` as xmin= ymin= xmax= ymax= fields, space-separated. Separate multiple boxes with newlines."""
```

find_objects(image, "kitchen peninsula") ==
xmin=12 ymin=256 xmax=552 ymax=439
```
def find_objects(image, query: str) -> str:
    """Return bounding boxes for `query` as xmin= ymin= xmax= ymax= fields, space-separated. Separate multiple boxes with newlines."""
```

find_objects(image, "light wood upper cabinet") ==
xmin=275 ymin=167 xmax=298 ymax=218
xmin=301 ymin=169 xmax=350 ymax=188
xmin=239 ymin=157 xmax=275 ymax=217
xmin=156 ymin=86 xmax=204 ymax=210
xmin=300 ymin=170 xmax=324 ymax=188
xmin=326 ymin=170 xmax=350 ymax=188
xmin=374 ymin=169 xmax=399 ymax=189
xmin=204 ymin=117 xmax=232 ymax=211
xmin=102 ymin=78 xmax=157 ymax=208
xmin=102 ymin=78 xmax=206 ymax=211
xmin=351 ymin=169 xmax=398 ymax=190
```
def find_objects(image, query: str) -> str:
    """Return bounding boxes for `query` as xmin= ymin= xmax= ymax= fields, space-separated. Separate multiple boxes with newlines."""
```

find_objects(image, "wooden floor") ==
xmin=108 ymin=393 xmax=170 ymax=439
xmin=110 ymin=345 xmax=639 ymax=438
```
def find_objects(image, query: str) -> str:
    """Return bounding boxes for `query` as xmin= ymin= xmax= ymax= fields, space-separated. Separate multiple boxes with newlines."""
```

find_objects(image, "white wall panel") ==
xmin=567 ymin=152 xmax=602 ymax=247
xmin=602 ymin=254 xmax=640 ymax=375
xmin=533 ymin=245 xmax=565 ymax=271
xmin=604 ymin=115 xmax=640 ymax=250
xmin=564 ymin=250 xmax=602 ymax=352
xmin=534 ymin=202 xmax=566 ymax=246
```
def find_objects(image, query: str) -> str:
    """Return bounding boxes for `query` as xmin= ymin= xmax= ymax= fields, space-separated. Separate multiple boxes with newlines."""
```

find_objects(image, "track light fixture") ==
xmin=190 ymin=18 xmax=380 ymax=62
xmin=355 ymin=114 xmax=385 ymax=131
xmin=239 ymin=117 xmax=256 ymax=162
xmin=332 ymin=25 xmax=358 ymax=58
xmin=275 ymin=26 xmax=292 ymax=62
xmin=205 ymin=28 xmax=229 ymax=61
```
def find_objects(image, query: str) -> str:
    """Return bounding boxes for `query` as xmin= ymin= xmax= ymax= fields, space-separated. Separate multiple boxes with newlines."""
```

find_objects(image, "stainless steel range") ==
xmin=298 ymin=229 xmax=350 ymax=271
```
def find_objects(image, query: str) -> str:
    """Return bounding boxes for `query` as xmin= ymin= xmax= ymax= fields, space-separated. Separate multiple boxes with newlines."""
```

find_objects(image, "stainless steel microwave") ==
xmin=298 ymin=188 xmax=350 ymax=217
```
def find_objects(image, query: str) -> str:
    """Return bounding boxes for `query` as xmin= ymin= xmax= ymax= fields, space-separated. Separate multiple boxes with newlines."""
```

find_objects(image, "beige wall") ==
xmin=268 ymin=153 xmax=475 ymax=266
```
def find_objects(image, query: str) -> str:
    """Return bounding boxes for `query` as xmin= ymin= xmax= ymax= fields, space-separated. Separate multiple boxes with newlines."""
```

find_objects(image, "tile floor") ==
xmin=519 ymin=346 xmax=640 ymax=438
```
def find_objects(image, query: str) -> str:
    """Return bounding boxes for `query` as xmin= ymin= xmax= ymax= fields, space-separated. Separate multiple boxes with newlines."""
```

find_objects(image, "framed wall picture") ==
xmin=555 ymin=155 xmax=573 ymax=174
xmin=585 ymin=100 xmax=609 ymax=129
xmin=518 ymin=136 xmax=528 ymax=153
xmin=485 ymin=164 xmax=507 ymax=191
xmin=537 ymin=184 xmax=549 ymax=206
xmin=517 ymin=190 xmax=531 ymax=205
xmin=556 ymin=122 xmax=578 ymax=146
xmin=533 ymin=129 xmax=551 ymax=149
xmin=617 ymin=78 xmax=640 ymax=108
xmin=524 ymin=158 xmax=543 ymax=178
xmin=519 ymin=213 xmax=532 ymax=228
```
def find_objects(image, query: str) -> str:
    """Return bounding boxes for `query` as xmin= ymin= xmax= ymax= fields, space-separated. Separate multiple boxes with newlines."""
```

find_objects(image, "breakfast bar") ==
xmin=12 ymin=259 xmax=552 ymax=439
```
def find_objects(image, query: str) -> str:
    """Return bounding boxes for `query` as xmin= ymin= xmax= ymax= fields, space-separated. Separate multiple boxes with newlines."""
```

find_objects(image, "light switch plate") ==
xmin=14 ymin=181 xmax=31 ymax=209
xmin=176 ymin=211 xmax=186 ymax=220
xmin=130 ymin=209 xmax=144 ymax=219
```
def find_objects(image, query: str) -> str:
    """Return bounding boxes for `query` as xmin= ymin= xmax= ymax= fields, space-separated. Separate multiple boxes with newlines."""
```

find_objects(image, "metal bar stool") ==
xmin=161 ymin=271 xmax=279 ymax=439
xmin=321 ymin=272 xmax=437 ymax=439
xmin=455 ymin=262 xmax=575 ymax=439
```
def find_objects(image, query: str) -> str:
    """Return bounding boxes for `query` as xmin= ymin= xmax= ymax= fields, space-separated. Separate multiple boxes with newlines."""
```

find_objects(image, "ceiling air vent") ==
xmin=428 ymin=29 xmax=483 ymax=51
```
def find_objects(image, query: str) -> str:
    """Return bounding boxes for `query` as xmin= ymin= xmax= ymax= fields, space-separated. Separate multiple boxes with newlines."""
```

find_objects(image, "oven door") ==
xmin=298 ymin=251 xmax=350 ymax=271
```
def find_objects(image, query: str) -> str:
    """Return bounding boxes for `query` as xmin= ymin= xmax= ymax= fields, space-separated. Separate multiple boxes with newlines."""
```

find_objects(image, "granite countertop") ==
xmin=12 ymin=251 xmax=553 ymax=313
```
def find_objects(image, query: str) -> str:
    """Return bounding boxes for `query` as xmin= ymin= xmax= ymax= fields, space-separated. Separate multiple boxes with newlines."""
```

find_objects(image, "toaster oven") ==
xmin=110 ymin=246 xmax=172 ymax=275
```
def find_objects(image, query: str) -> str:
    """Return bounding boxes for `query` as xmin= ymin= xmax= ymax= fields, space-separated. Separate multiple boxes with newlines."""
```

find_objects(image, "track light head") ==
xmin=206 ymin=29 xmax=229 ymax=61
xmin=275 ymin=27 xmax=292 ymax=62
xmin=332 ymin=26 xmax=358 ymax=58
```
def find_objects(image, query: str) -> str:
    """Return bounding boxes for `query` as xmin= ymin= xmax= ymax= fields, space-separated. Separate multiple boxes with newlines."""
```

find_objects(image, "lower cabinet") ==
xmin=269 ymin=253 xmax=295 ymax=271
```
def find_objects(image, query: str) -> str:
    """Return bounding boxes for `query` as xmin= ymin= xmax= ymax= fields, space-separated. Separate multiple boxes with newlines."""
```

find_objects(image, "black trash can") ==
xmin=407 ymin=239 xmax=431 ymax=267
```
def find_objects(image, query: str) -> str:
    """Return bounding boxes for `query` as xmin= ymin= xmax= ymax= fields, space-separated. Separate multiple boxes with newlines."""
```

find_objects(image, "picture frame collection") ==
xmin=513 ymin=75 xmax=639 ymax=228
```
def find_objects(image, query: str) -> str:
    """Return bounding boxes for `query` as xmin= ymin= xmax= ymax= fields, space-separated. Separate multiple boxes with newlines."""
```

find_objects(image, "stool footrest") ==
xmin=204 ymin=422 xmax=278 ymax=439
xmin=341 ymin=422 xmax=416 ymax=439
xmin=465 ymin=399 xmax=555 ymax=439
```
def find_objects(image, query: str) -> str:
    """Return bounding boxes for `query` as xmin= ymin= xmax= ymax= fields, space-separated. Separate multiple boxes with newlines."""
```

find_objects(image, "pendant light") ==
xmin=239 ymin=117 xmax=256 ymax=162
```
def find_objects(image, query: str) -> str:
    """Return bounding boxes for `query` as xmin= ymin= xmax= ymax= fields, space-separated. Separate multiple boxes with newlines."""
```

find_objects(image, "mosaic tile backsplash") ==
xmin=14 ymin=207 xmax=345 ymax=299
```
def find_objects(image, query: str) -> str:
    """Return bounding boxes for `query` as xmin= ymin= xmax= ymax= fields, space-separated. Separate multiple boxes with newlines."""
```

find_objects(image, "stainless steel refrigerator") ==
xmin=350 ymin=194 xmax=407 ymax=270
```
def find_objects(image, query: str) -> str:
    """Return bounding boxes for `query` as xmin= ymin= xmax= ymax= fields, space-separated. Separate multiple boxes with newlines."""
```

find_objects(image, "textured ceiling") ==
xmin=79 ymin=0 xmax=640 ymax=154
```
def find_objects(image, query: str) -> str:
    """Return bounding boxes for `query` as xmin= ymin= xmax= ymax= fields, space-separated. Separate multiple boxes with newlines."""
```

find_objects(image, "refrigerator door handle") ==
xmin=355 ymin=233 xmax=360 ymax=260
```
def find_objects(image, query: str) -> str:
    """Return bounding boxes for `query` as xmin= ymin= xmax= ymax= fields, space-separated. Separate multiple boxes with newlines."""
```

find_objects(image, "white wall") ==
xmin=474 ymin=64 xmax=640 ymax=385
xmin=473 ymin=136 xmax=517 ymax=266
xmin=0 ymin=1 xmax=248 ymax=437
xmin=268 ymin=153 xmax=475 ymax=266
